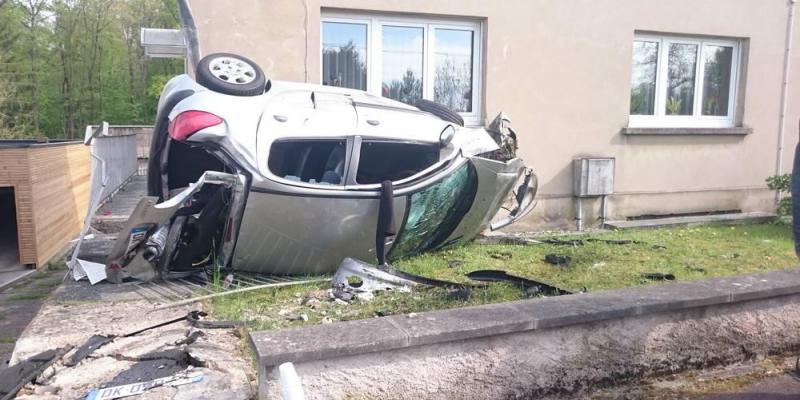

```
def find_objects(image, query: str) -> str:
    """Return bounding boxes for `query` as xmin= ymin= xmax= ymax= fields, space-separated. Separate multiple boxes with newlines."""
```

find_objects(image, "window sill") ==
xmin=621 ymin=126 xmax=752 ymax=136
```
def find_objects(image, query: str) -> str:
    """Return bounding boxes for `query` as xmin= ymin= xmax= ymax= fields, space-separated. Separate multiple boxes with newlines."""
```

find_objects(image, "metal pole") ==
xmin=600 ymin=195 xmax=608 ymax=227
xmin=576 ymin=197 xmax=583 ymax=231
xmin=775 ymin=0 xmax=797 ymax=203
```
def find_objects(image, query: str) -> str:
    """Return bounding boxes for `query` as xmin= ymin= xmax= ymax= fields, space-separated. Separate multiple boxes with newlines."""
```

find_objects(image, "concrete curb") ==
xmin=0 ymin=269 xmax=36 ymax=292
xmin=250 ymin=268 xmax=800 ymax=398
xmin=251 ymin=268 xmax=800 ymax=366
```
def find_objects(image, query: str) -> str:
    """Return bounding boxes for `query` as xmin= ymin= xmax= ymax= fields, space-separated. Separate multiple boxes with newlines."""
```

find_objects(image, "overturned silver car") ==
xmin=107 ymin=53 xmax=537 ymax=282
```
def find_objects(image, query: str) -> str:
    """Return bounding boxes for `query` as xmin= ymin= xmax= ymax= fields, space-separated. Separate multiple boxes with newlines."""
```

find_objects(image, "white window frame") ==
xmin=629 ymin=34 xmax=741 ymax=128
xmin=322 ymin=12 xmax=483 ymax=126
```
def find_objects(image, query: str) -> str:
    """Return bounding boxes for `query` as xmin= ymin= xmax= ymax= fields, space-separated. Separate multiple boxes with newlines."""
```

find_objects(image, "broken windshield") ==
xmin=388 ymin=161 xmax=478 ymax=258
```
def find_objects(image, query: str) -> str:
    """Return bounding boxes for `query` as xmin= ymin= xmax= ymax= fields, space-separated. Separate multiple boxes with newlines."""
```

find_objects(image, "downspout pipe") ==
xmin=775 ymin=0 xmax=797 ymax=203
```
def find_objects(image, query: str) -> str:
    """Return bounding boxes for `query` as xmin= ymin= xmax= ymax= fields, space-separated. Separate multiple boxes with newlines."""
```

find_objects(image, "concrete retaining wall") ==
xmin=250 ymin=269 xmax=800 ymax=399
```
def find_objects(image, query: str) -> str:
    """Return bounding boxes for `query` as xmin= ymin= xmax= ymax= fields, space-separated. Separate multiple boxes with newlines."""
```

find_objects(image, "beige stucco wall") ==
xmin=187 ymin=0 xmax=800 ymax=230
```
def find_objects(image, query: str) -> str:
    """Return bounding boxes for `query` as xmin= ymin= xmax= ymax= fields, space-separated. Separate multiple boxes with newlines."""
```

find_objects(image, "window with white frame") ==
xmin=629 ymin=34 xmax=741 ymax=128
xmin=321 ymin=13 xmax=482 ymax=125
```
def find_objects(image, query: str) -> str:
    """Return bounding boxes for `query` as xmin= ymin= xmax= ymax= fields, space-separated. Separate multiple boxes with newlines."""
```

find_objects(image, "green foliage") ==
xmin=666 ymin=97 xmax=682 ymax=115
xmin=767 ymin=173 xmax=792 ymax=216
xmin=0 ymin=0 xmax=183 ymax=139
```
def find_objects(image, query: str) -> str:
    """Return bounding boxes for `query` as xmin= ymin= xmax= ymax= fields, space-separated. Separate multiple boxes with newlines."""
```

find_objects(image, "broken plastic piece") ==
xmin=65 ymin=335 xmax=114 ymax=367
xmin=332 ymin=258 xmax=418 ymax=293
xmin=466 ymin=270 xmax=572 ymax=297
xmin=187 ymin=310 xmax=245 ymax=329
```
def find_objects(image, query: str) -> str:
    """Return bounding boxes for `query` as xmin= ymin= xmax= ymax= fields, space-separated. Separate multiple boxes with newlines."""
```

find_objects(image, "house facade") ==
xmin=182 ymin=0 xmax=800 ymax=231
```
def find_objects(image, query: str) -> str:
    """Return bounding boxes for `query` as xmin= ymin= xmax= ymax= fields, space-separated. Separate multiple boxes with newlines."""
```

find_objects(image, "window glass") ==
xmin=630 ymin=40 xmax=659 ymax=115
xmin=381 ymin=25 xmax=424 ymax=105
xmin=322 ymin=22 xmax=368 ymax=90
xmin=387 ymin=162 xmax=477 ymax=259
xmin=434 ymin=29 xmax=474 ymax=113
xmin=666 ymin=43 xmax=698 ymax=116
xmin=268 ymin=140 xmax=347 ymax=185
xmin=356 ymin=141 xmax=440 ymax=184
xmin=702 ymin=45 xmax=734 ymax=116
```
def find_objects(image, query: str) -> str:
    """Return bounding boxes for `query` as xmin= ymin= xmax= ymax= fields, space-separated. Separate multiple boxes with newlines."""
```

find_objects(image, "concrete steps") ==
xmin=77 ymin=175 xmax=146 ymax=261
xmin=604 ymin=211 xmax=778 ymax=230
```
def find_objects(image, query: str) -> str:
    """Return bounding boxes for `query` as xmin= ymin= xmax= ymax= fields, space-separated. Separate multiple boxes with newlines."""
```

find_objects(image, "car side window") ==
xmin=355 ymin=140 xmax=440 ymax=184
xmin=268 ymin=139 xmax=347 ymax=185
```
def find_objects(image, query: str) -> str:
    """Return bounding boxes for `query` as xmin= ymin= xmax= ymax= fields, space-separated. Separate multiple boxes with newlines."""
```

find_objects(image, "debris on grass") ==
xmin=489 ymin=250 xmax=513 ymax=260
xmin=544 ymin=254 xmax=571 ymax=266
xmin=448 ymin=259 xmax=465 ymax=268
xmin=211 ymin=223 xmax=797 ymax=332
xmin=466 ymin=270 xmax=572 ymax=296
xmin=641 ymin=272 xmax=677 ymax=281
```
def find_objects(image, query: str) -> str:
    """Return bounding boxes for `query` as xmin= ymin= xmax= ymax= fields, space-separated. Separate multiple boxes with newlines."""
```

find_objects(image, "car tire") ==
xmin=196 ymin=53 xmax=267 ymax=96
xmin=415 ymin=99 xmax=464 ymax=127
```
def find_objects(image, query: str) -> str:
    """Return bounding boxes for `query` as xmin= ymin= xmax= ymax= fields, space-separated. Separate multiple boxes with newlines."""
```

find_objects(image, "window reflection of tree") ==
xmin=383 ymin=69 xmax=422 ymax=105
xmin=702 ymin=47 xmax=732 ymax=116
xmin=322 ymin=40 xmax=367 ymax=90
xmin=435 ymin=58 xmax=471 ymax=112
xmin=666 ymin=44 xmax=697 ymax=115
xmin=630 ymin=42 xmax=658 ymax=115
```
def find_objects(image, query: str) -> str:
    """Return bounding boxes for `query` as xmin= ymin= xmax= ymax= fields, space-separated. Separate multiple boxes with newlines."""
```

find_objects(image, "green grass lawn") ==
xmin=211 ymin=223 xmax=798 ymax=331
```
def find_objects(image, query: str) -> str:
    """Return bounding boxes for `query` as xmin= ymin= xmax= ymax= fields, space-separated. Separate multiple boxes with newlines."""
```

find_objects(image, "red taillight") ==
xmin=168 ymin=110 xmax=223 ymax=141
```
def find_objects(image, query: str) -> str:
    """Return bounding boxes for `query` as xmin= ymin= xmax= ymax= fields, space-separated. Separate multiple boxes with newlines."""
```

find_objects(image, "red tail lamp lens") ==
xmin=168 ymin=111 xmax=223 ymax=141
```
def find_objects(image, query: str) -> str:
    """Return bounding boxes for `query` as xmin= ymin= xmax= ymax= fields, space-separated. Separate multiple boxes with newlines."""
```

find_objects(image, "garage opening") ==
xmin=0 ymin=187 xmax=21 ymax=272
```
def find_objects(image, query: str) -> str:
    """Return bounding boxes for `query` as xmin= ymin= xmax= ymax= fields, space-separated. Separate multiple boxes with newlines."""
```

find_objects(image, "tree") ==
xmin=0 ymin=0 xmax=182 ymax=138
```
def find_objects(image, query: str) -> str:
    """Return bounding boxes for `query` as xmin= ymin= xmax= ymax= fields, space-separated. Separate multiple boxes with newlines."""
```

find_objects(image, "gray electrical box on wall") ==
xmin=573 ymin=158 xmax=615 ymax=197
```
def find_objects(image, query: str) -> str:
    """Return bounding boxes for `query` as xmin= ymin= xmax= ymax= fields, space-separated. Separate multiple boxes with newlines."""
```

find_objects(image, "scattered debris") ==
xmin=122 ymin=314 xmax=191 ymax=337
xmin=332 ymin=258 xmax=472 ymax=301
xmin=586 ymin=238 xmax=642 ymax=245
xmin=222 ymin=273 xmax=234 ymax=289
xmin=544 ymin=254 xmax=572 ymax=266
xmin=186 ymin=310 xmax=245 ymax=329
xmin=332 ymin=258 xmax=418 ymax=294
xmin=331 ymin=286 xmax=354 ymax=302
xmin=489 ymin=250 xmax=513 ymax=260
xmin=448 ymin=259 xmax=465 ymax=268
xmin=0 ymin=347 xmax=72 ymax=400
xmin=592 ymin=262 xmax=607 ymax=269
xmin=286 ymin=314 xmax=308 ymax=322
xmin=466 ymin=270 xmax=572 ymax=296
xmin=496 ymin=236 xmax=646 ymax=247
xmin=685 ymin=265 xmax=707 ymax=273
xmin=85 ymin=370 xmax=203 ymax=400
xmin=174 ymin=331 xmax=205 ymax=346
xmin=540 ymin=238 xmax=584 ymax=246
xmin=641 ymin=272 xmax=676 ymax=281
xmin=107 ymin=349 xmax=204 ymax=386
xmin=65 ymin=335 xmax=114 ymax=367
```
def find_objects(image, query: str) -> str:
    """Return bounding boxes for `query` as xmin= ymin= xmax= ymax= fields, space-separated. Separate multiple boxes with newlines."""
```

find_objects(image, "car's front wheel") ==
xmin=196 ymin=53 xmax=268 ymax=96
